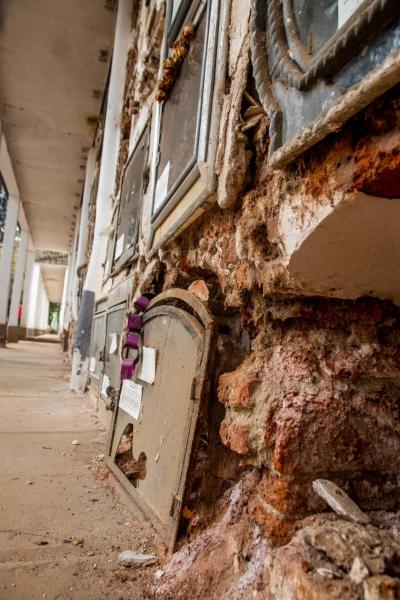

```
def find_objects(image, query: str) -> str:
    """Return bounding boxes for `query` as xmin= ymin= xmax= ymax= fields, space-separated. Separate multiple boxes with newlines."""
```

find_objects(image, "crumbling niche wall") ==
xmin=152 ymin=77 xmax=400 ymax=548
xmin=116 ymin=0 xmax=400 ymax=565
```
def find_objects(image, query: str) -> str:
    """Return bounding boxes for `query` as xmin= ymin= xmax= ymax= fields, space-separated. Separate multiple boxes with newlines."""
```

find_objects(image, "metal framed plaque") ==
xmin=148 ymin=0 xmax=228 ymax=249
xmin=113 ymin=123 xmax=150 ymax=271
xmin=250 ymin=0 xmax=400 ymax=167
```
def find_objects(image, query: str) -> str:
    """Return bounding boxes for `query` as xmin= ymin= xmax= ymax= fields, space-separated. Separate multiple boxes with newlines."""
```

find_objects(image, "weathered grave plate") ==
xmin=107 ymin=289 xmax=215 ymax=551
xmin=251 ymin=0 xmax=400 ymax=167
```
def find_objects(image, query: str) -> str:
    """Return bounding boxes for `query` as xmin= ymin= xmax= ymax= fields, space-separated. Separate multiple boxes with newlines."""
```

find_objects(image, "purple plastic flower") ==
xmin=134 ymin=295 xmax=150 ymax=312
xmin=127 ymin=313 xmax=142 ymax=332
xmin=120 ymin=359 xmax=135 ymax=380
xmin=126 ymin=332 xmax=140 ymax=349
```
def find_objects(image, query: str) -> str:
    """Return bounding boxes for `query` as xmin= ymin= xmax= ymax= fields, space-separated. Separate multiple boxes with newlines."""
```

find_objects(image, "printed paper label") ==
xmin=101 ymin=374 xmax=110 ymax=397
xmin=139 ymin=347 xmax=156 ymax=385
xmin=115 ymin=234 xmax=125 ymax=260
xmin=338 ymin=0 xmax=364 ymax=27
xmin=109 ymin=333 xmax=118 ymax=355
xmin=119 ymin=380 xmax=143 ymax=421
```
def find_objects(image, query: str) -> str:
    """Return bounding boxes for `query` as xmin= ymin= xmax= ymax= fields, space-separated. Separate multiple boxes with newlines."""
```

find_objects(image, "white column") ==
xmin=8 ymin=229 xmax=29 ymax=333
xmin=0 ymin=193 xmax=19 ymax=344
xmin=26 ymin=262 xmax=40 ymax=334
xmin=19 ymin=240 xmax=35 ymax=338
xmin=58 ymin=265 xmax=69 ymax=336
xmin=71 ymin=0 xmax=131 ymax=391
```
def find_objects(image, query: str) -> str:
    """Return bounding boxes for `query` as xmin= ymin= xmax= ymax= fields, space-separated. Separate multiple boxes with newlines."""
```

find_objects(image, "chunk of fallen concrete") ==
xmin=188 ymin=279 xmax=209 ymax=302
xmin=155 ymin=569 xmax=165 ymax=579
xmin=349 ymin=557 xmax=369 ymax=584
xmin=312 ymin=479 xmax=370 ymax=524
xmin=118 ymin=551 xmax=157 ymax=568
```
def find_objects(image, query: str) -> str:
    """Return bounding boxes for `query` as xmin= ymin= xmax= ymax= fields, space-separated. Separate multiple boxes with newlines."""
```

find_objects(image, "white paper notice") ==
xmin=139 ymin=347 xmax=156 ymax=384
xmin=109 ymin=333 xmax=118 ymax=355
xmin=101 ymin=374 xmax=110 ymax=397
xmin=338 ymin=0 xmax=364 ymax=27
xmin=89 ymin=356 xmax=96 ymax=373
xmin=115 ymin=233 xmax=125 ymax=260
xmin=153 ymin=161 xmax=170 ymax=213
xmin=119 ymin=380 xmax=143 ymax=420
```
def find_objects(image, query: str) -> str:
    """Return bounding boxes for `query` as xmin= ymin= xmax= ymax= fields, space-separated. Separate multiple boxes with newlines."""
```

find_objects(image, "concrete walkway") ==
xmin=0 ymin=341 xmax=158 ymax=600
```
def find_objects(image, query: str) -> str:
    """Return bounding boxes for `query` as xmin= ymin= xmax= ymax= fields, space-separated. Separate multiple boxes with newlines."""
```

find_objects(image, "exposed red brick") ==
xmin=248 ymin=496 xmax=296 ymax=546
xmin=218 ymin=368 xmax=259 ymax=408
xmin=268 ymin=390 xmax=400 ymax=476
xmin=219 ymin=422 xmax=252 ymax=455
xmin=258 ymin=473 xmax=325 ymax=515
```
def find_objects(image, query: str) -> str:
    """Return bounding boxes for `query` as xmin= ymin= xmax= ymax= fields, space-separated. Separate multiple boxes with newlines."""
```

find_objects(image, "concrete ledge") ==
xmin=0 ymin=323 xmax=6 ymax=348
xmin=18 ymin=327 xmax=27 ymax=341
xmin=7 ymin=325 xmax=19 ymax=343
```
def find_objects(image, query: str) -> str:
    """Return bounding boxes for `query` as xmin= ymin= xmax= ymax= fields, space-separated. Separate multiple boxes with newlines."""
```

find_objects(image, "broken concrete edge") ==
xmin=312 ymin=479 xmax=370 ymax=525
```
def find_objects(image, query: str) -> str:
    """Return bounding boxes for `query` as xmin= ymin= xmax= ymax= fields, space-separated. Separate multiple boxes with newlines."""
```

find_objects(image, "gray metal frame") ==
xmin=147 ymin=0 xmax=229 ymax=250
xmin=106 ymin=288 xmax=216 ymax=553
xmin=250 ymin=0 xmax=400 ymax=167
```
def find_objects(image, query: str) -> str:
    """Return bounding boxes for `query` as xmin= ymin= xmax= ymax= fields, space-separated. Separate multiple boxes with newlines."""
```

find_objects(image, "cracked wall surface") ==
xmin=80 ymin=1 xmax=400 ymax=597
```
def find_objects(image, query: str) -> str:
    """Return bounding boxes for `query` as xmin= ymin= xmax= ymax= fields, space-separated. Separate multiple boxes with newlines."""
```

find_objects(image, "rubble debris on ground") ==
xmin=118 ymin=551 xmax=158 ymax=567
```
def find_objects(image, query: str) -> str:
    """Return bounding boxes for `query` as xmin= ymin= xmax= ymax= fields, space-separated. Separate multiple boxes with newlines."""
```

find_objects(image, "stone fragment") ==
xmin=312 ymin=479 xmax=370 ymax=524
xmin=363 ymin=575 xmax=400 ymax=600
xmin=315 ymin=567 xmax=336 ymax=578
xmin=349 ymin=557 xmax=369 ymax=584
xmin=188 ymin=279 xmax=209 ymax=302
xmin=118 ymin=551 xmax=157 ymax=568
xmin=72 ymin=440 xmax=80 ymax=446
xmin=72 ymin=538 xmax=84 ymax=546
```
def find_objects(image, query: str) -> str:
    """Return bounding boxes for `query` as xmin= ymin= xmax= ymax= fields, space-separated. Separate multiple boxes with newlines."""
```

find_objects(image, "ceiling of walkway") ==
xmin=0 ymin=0 xmax=116 ymax=299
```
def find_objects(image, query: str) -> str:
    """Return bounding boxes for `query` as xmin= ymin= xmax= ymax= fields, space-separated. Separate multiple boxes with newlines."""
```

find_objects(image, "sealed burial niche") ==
xmin=149 ymin=0 xmax=228 ymax=248
xmin=88 ymin=312 xmax=106 ymax=390
xmin=101 ymin=301 xmax=126 ymax=408
xmin=113 ymin=123 xmax=150 ymax=271
xmin=106 ymin=289 xmax=215 ymax=551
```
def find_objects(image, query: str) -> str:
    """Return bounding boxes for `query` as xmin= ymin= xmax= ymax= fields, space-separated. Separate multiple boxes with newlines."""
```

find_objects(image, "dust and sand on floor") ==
xmin=0 ymin=340 xmax=160 ymax=600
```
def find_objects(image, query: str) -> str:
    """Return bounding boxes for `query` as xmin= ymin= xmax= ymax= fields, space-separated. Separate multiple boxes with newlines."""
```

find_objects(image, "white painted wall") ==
xmin=84 ymin=0 xmax=132 ymax=297
xmin=20 ymin=241 xmax=35 ymax=330
xmin=71 ymin=0 xmax=132 ymax=391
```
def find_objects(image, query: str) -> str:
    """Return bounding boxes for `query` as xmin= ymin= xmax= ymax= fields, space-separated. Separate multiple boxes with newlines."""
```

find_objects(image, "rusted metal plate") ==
xmin=106 ymin=289 xmax=215 ymax=551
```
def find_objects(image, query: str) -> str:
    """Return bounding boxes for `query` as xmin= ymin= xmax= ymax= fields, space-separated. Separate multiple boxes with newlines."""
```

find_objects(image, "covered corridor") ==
xmin=0 ymin=340 xmax=157 ymax=600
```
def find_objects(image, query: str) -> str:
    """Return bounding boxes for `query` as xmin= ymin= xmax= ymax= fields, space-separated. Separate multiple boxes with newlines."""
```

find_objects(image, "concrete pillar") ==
xmin=25 ymin=262 xmax=40 ymax=336
xmin=0 ymin=193 xmax=19 ymax=346
xmin=7 ymin=229 xmax=29 ymax=342
xmin=19 ymin=242 xmax=35 ymax=340
xmin=58 ymin=265 xmax=69 ymax=336
xmin=71 ymin=0 xmax=132 ymax=391
xmin=26 ymin=263 xmax=49 ymax=337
